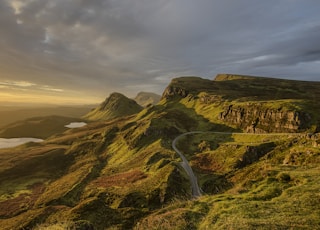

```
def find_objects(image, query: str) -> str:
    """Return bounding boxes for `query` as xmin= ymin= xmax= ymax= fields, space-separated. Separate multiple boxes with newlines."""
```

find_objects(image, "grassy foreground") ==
xmin=136 ymin=132 xmax=320 ymax=229
xmin=1 ymin=75 xmax=320 ymax=229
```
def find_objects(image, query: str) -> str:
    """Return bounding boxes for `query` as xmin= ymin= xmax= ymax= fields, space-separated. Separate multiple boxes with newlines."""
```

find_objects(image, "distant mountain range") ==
xmin=84 ymin=91 xmax=161 ymax=121
xmin=0 ymin=116 xmax=83 ymax=139
xmin=0 ymin=105 xmax=93 ymax=128
xmin=1 ymin=74 xmax=320 ymax=229
xmin=0 ymin=92 xmax=161 ymax=139
xmin=134 ymin=92 xmax=161 ymax=107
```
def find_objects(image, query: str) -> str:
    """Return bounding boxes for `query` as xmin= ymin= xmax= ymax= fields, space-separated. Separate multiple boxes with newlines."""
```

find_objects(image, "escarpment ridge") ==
xmin=1 ymin=74 xmax=320 ymax=229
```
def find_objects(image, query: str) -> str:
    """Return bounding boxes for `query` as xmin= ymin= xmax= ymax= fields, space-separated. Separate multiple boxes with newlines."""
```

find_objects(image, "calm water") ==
xmin=0 ymin=138 xmax=43 ymax=149
xmin=65 ymin=122 xmax=87 ymax=128
xmin=0 ymin=122 xmax=87 ymax=149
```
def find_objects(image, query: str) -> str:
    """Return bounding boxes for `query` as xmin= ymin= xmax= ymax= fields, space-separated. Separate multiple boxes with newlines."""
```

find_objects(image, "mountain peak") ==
xmin=84 ymin=92 xmax=142 ymax=121
xmin=109 ymin=92 xmax=126 ymax=98
xmin=134 ymin=92 xmax=161 ymax=107
xmin=99 ymin=92 xmax=127 ymax=110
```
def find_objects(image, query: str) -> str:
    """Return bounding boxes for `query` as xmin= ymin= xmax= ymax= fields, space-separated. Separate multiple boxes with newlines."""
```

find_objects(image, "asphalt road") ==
xmin=172 ymin=132 xmax=204 ymax=198
xmin=172 ymin=131 xmax=303 ymax=198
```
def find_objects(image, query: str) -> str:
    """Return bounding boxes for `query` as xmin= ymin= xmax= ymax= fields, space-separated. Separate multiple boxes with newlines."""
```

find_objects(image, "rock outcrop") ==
xmin=236 ymin=143 xmax=276 ymax=168
xmin=162 ymin=86 xmax=189 ymax=99
xmin=219 ymin=104 xmax=311 ymax=133
xmin=161 ymin=75 xmax=319 ymax=133
xmin=161 ymin=77 xmax=213 ymax=99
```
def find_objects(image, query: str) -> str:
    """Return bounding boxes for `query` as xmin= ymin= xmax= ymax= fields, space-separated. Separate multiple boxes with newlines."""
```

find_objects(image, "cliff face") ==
xmin=162 ymin=86 xmax=189 ymax=99
xmin=161 ymin=77 xmax=213 ymax=100
xmin=219 ymin=104 xmax=312 ymax=133
xmin=161 ymin=75 xmax=320 ymax=133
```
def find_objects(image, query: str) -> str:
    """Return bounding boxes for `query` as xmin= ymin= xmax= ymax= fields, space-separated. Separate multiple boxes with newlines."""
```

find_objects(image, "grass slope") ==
xmin=163 ymin=74 xmax=320 ymax=133
xmin=0 ymin=105 xmax=196 ymax=229
xmin=85 ymin=92 xmax=143 ymax=121
xmin=0 ymin=74 xmax=319 ymax=229
xmin=136 ymin=133 xmax=320 ymax=229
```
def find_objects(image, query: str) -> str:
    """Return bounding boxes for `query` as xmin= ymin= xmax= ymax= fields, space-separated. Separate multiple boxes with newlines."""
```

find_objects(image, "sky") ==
xmin=0 ymin=0 xmax=320 ymax=105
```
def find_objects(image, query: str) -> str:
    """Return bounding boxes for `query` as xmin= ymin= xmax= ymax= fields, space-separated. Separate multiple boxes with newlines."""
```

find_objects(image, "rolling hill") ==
xmin=84 ymin=92 xmax=143 ymax=121
xmin=0 ymin=74 xmax=319 ymax=229
xmin=134 ymin=92 xmax=161 ymax=107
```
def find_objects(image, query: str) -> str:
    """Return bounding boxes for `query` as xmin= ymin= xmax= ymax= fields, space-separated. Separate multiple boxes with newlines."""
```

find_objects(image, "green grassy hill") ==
xmin=0 ymin=74 xmax=319 ymax=229
xmin=162 ymin=74 xmax=320 ymax=133
xmin=84 ymin=92 xmax=143 ymax=121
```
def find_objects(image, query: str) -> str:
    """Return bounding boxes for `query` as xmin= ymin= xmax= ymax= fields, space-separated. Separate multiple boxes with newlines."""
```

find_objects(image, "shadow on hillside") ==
xmin=168 ymin=101 xmax=237 ymax=150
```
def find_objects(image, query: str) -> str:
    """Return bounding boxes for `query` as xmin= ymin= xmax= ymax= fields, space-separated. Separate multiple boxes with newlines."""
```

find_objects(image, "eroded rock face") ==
xmin=219 ymin=105 xmax=311 ymax=133
xmin=162 ymin=86 xmax=189 ymax=99
xmin=236 ymin=143 xmax=275 ymax=168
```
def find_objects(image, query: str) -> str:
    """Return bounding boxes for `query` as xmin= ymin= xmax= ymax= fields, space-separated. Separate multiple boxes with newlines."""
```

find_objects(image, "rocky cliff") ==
xmin=162 ymin=77 xmax=214 ymax=99
xmin=162 ymin=74 xmax=320 ymax=133
xmin=219 ymin=104 xmax=312 ymax=133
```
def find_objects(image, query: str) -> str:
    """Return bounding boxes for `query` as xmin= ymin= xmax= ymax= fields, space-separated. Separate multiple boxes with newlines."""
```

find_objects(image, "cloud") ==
xmin=0 ymin=80 xmax=36 ymax=87
xmin=40 ymin=86 xmax=64 ymax=92
xmin=0 ymin=0 xmax=319 ymax=103
xmin=0 ymin=80 xmax=64 ymax=93
xmin=238 ymin=24 xmax=320 ymax=68
xmin=10 ymin=0 xmax=25 ymax=15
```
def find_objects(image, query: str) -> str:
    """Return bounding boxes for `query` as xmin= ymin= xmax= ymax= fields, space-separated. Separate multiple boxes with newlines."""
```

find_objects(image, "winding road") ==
xmin=172 ymin=132 xmax=203 ymax=197
xmin=172 ymin=131 xmax=303 ymax=198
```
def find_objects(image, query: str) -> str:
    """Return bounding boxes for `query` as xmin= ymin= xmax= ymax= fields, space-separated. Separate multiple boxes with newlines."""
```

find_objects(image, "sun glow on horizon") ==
xmin=0 ymin=91 xmax=101 ymax=106
xmin=0 ymin=79 xmax=102 ymax=105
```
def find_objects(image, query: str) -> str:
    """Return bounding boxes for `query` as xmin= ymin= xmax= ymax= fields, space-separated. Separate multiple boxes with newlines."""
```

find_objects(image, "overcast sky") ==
xmin=1 ymin=0 xmax=320 ymax=104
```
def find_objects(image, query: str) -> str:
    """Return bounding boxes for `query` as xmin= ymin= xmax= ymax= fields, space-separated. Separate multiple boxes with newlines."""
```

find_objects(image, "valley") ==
xmin=0 ymin=105 xmax=94 ymax=129
xmin=0 ymin=74 xmax=319 ymax=229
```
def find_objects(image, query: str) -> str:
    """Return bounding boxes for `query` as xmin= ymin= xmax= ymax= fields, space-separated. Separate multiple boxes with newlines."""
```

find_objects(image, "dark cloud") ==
xmin=0 ymin=0 xmax=319 ymax=102
xmin=264 ymin=24 xmax=320 ymax=65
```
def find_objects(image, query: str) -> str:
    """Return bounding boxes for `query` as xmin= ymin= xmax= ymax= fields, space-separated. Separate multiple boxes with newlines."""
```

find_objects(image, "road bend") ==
xmin=172 ymin=132 xmax=204 ymax=198
xmin=172 ymin=131 xmax=303 ymax=198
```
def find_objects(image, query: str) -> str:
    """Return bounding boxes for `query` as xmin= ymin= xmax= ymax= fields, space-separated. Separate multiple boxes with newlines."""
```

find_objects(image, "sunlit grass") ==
xmin=1 ymin=75 xmax=320 ymax=229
